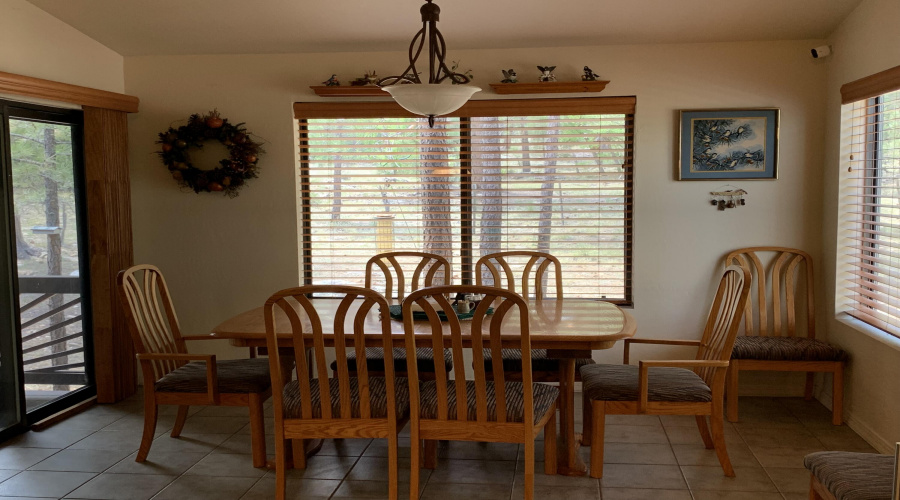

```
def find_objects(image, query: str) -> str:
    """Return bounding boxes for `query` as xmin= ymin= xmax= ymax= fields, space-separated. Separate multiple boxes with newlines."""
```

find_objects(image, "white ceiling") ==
xmin=27 ymin=0 xmax=861 ymax=57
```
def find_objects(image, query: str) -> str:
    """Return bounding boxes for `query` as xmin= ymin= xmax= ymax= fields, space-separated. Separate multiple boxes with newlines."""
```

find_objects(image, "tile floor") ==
xmin=0 ymin=393 xmax=879 ymax=499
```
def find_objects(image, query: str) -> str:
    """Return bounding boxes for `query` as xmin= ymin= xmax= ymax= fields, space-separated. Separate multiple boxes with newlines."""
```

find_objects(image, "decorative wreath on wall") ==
xmin=156 ymin=110 xmax=264 ymax=197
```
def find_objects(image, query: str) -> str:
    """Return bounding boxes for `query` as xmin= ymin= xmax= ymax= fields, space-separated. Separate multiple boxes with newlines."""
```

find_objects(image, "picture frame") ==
xmin=678 ymin=108 xmax=780 ymax=180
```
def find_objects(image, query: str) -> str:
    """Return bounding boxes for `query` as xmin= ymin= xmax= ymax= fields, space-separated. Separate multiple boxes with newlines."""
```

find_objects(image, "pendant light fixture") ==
xmin=378 ymin=0 xmax=480 ymax=127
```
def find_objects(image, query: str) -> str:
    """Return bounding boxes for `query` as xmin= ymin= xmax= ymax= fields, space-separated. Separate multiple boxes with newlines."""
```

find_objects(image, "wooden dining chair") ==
xmin=474 ymin=251 xmax=595 ymax=382
xmin=265 ymin=285 xmax=409 ymax=500
xmin=117 ymin=264 xmax=271 ymax=466
xmin=580 ymin=265 xmax=751 ymax=478
xmin=403 ymin=285 xmax=559 ymax=500
xmin=724 ymin=247 xmax=847 ymax=425
xmin=331 ymin=251 xmax=453 ymax=379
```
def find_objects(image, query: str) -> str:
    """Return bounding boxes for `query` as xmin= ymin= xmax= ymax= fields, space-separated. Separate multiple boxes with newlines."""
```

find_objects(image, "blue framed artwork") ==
xmin=678 ymin=108 xmax=779 ymax=180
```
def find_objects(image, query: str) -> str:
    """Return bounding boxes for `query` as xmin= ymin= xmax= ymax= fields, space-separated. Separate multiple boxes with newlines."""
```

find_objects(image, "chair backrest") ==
xmin=264 ymin=285 xmax=397 ymax=422
xmin=402 ymin=285 xmax=534 ymax=427
xmin=724 ymin=247 xmax=814 ymax=339
xmin=695 ymin=264 xmax=752 ymax=386
xmin=365 ymin=251 xmax=452 ymax=300
xmin=474 ymin=251 xmax=563 ymax=300
xmin=116 ymin=264 xmax=185 ymax=381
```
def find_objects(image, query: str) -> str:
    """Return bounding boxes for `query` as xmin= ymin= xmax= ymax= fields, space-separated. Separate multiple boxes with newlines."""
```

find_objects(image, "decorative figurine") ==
xmin=322 ymin=74 xmax=340 ymax=86
xmin=582 ymin=66 xmax=600 ymax=81
xmin=501 ymin=69 xmax=518 ymax=83
xmin=351 ymin=70 xmax=378 ymax=86
xmin=537 ymin=65 xmax=557 ymax=82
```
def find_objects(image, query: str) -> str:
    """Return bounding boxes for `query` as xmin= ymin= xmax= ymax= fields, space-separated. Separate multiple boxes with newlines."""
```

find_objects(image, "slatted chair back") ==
xmin=264 ymin=285 xmax=397 ymax=422
xmin=724 ymin=247 xmax=814 ymax=339
xmin=402 ymin=285 xmax=533 ymax=427
xmin=694 ymin=265 xmax=752 ymax=386
xmin=475 ymin=251 xmax=563 ymax=300
xmin=365 ymin=252 xmax=452 ymax=301
xmin=117 ymin=264 xmax=185 ymax=382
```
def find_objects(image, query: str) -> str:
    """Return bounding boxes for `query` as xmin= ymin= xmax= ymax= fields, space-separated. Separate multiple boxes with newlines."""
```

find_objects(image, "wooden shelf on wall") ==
xmin=489 ymin=81 xmax=610 ymax=95
xmin=310 ymin=85 xmax=388 ymax=97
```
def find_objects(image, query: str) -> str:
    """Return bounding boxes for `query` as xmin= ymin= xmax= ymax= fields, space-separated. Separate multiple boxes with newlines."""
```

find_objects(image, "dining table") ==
xmin=208 ymin=297 xmax=635 ymax=476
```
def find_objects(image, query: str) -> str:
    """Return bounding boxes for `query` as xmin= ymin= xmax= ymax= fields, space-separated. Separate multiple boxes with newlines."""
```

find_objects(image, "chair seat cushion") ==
xmin=155 ymin=358 xmax=271 ymax=394
xmin=580 ymin=364 xmax=712 ymax=403
xmin=482 ymin=349 xmax=595 ymax=373
xmin=732 ymin=337 xmax=848 ymax=362
xmin=282 ymin=377 xmax=410 ymax=419
xmin=330 ymin=348 xmax=453 ymax=373
xmin=418 ymin=380 xmax=558 ymax=423
xmin=804 ymin=451 xmax=894 ymax=500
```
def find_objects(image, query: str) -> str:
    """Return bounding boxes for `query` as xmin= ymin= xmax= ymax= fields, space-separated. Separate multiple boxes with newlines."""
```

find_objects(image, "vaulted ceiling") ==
xmin=27 ymin=0 xmax=861 ymax=56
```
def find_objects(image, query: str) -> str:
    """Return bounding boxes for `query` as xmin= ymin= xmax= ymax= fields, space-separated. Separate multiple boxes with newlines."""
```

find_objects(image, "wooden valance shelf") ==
xmin=489 ymin=81 xmax=610 ymax=95
xmin=310 ymin=86 xmax=388 ymax=97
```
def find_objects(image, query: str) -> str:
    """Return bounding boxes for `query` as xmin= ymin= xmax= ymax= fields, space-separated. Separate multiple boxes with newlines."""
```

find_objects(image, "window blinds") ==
xmin=297 ymin=98 xmax=635 ymax=303
xmin=841 ymin=89 xmax=900 ymax=335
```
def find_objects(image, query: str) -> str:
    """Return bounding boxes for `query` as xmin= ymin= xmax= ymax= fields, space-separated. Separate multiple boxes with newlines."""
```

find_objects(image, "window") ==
xmin=839 ymin=65 xmax=900 ymax=335
xmin=295 ymin=97 xmax=635 ymax=303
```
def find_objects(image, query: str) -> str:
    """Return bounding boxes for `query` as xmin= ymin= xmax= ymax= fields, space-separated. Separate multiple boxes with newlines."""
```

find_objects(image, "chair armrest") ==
xmin=623 ymin=338 xmax=704 ymax=364
xmin=137 ymin=353 xmax=219 ymax=405
xmin=636 ymin=359 xmax=729 ymax=413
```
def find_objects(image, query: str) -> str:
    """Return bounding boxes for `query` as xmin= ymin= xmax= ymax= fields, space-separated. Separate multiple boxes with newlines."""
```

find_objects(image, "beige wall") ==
xmin=0 ymin=0 xmax=123 ymax=93
xmin=821 ymin=0 xmax=900 ymax=453
xmin=124 ymin=40 xmax=827 ymax=395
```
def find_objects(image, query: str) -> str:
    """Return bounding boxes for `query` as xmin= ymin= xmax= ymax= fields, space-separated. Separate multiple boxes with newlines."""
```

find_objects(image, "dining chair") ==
xmin=474 ymin=251 xmax=595 ymax=381
xmin=724 ymin=247 xmax=847 ymax=425
xmin=116 ymin=264 xmax=271 ymax=466
xmin=403 ymin=285 xmax=559 ymax=500
xmin=580 ymin=264 xmax=751 ymax=478
xmin=331 ymin=251 xmax=453 ymax=380
xmin=264 ymin=285 xmax=409 ymax=500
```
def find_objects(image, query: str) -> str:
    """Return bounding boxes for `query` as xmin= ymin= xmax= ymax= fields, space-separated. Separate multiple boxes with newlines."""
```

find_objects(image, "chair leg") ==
xmin=589 ymin=401 xmax=605 ymax=479
xmin=695 ymin=415 xmax=714 ymax=449
xmin=423 ymin=440 xmax=437 ymax=469
xmin=581 ymin=391 xmax=592 ymax=447
xmin=805 ymin=372 xmax=815 ymax=401
xmin=388 ymin=434 xmax=399 ymax=500
xmin=524 ymin=437 xmax=535 ymax=500
xmin=726 ymin=361 xmax=739 ymax=423
xmin=410 ymin=431 xmax=421 ymax=500
xmin=832 ymin=363 xmax=844 ymax=426
xmin=136 ymin=391 xmax=157 ymax=462
xmin=170 ymin=405 xmax=189 ymax=438
xmin=248 ymin=393 xmax=267 ymax=468
xmin=274 ymin=429 xmax=287 ymax=500
xmin=544 ymin=408 xmax=557 ymax=476
xmin=710 ymin=401 xmax=735 ymax=477
xmin=292 ymin=439 xmax=306 ymax=469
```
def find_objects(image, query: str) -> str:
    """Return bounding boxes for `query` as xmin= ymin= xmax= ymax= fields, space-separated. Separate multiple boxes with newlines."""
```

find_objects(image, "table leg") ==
xmin=557 ymin=358 xmax=587 ymax=476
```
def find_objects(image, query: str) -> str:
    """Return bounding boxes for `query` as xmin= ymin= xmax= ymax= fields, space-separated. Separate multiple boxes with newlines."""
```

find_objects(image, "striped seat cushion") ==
xmin=804 ymin=451 xmax=893 ymax=500
xmin=330 ymin=348 xmax=453 ymax=373
xmin=418 ymin=380 xmax=558 ymax=423
xmin=282 ymin=377 xmax=410 ymax=419
xmin=482 ymin=349 xmax=595 ymax=373
xmin=732 ymin=337 xmax=848 ymax=362
xmin=580 ymin=364 xmax=712 ymax=403
xmin=155 ymin=358 xmax=271 ymax=394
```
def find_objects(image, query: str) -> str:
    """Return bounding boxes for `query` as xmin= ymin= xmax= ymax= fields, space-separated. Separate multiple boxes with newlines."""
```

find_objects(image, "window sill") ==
xmin=836 ymin=313 xmax=900 ymax=353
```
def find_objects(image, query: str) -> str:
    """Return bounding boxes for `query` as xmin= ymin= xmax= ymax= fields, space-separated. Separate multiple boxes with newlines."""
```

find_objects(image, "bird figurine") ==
xmin=322 ymin=74 xmax=340 ymax=86
xmin=501 ymin=69 xmax=518 ymax=83
xmin=537 ymin=66 xmax=557 ymax=82
xmin=582 ymin=66 xmax=600 ymax=81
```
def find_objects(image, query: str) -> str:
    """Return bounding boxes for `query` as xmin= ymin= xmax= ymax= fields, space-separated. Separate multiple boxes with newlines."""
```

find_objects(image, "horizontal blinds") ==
xmin=840 ymin=89 xmax=900 ymax=336
xmin=298 ymin=98 xmax=634 ymax=302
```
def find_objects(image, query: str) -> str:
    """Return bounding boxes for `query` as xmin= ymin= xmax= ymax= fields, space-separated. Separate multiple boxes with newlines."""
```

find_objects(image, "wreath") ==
xmin=156 ymin=110 xmax=264 ymax=197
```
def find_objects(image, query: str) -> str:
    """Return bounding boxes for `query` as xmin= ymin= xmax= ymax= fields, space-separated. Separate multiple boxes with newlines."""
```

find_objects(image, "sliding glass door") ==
xmin=0 ymin=100 xmax=94 ymax=430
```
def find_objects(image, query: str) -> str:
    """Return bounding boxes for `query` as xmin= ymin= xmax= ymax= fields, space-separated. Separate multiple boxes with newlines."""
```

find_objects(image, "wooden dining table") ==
xmin=208 ymin=297 xmax=635 ymax=476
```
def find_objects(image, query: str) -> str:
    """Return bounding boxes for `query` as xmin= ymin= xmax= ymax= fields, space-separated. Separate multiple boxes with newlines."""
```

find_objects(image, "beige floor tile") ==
xmin=145 ymin=433 xmax=231 ymax=454
xmin=193 ymin=406 xmax=254 ymax=418
xmin=0 ymin=447 xmax=59 ymax=470
xmin=63 ymin=472 xmax=175 ymax=500
xmin=67 ymin=431 xmax=140 ymax=453
xmin=782 ymin=493 xmax=811 ymax=500
xmin=185 ymin=453 xmax=267 ymax=478
xmin=511 ymin=482 xmax=601 ymax=499
xmin=239 ymin=477 xmax=339 ymax=500
xmin=681 ymin=465 xmax=778 ymax=492
xmin=180 ymin=416 xmax=249 ymax=435
xmin=765 ymin=467 xmax=812 ymax=494
xmin=29 ymin=448 xmax=130 ymax=473
xmin=664 ymin=423 xmax=743 ymax=446
xmin=210 ymin=432 xmax=275 ymax=456
xmin=345 ymin=456 xmax=430 ymax=483
xmin=362 ymin=438 xmax=410 ymax=458
xmin=601 ymin=488 xmax=692 ymax=500
xmin=100 ymin=415 xmax=175 ymax=437
xmin=751 ymin=447 xmax=825 ymax=468
xmin=659 ymin=415 xmax=700 ymax=427
xmin=604 ymin=424 xmax=669 ymax=444
xmin=318 ymin=438 xmax=372 ymax=457
xmin=151 ymin=474 xmax=257 ymax=500
xmin=598 ymin=464 xmax=687 ymax=490
xmin=426 ymin=458 xmax=517 ymax=485
xmin=604 ymin=415 xmax=662 ymax=427
xmin=671 ymin=442 xmax=759 ymax=467
xmin=603 ymin=443 xmax=677 ymax=465
xmin=331 ymin=479 xmax=421 ymax=499
xmin=739 ymin=426 xmax=823 ymax=449
xmin=273 ymin=454 xmax=359 ymax=480
xmin=0 ymin=470 xmax=94 ymax=498
xmin=419 ymin=481 xmax=511 ymax=500
xmin=438 ymin=441 xmax=519 ymax=460
xmin=4 ymin=426 xmax=96 ymax=449
xmin=813 ymin=428 xmax=879 ymax=452
xmin=690 ymin=491 xmax=784 ymax=500
xmin=106 ymin=451 xmax=207 ymax=476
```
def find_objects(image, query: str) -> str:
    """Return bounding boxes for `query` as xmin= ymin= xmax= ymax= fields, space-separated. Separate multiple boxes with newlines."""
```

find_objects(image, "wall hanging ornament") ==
xmin=156 ymin=110 xmax=264 ymax=197
xmin=709 ymin=186 xmax=747 ymax=211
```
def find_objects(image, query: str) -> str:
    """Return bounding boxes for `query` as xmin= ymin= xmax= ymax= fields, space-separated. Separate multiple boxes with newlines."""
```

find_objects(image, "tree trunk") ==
xmin=472 ymin=117 xmax=503 ymax=286
xmin=43 ymin=128 xmax=67 ymax=388
xmin=331 ymin=161 xmax=343 ymax=220
xmin=420 ymin=120 xmax=452 ymax=285
xmin=537 ymin=120 xmax=559 ymax=297
xmin=14 ymin=213 xmax=39 ymax=259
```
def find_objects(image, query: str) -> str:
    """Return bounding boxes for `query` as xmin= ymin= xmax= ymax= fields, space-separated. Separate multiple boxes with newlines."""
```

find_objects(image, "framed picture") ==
xmin=678 ymin=108 xmax=779 ymax=180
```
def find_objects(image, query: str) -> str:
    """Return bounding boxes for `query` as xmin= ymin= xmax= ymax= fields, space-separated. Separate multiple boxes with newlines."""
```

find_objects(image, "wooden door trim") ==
xmin=0 ymin=71 xmax=139 ymax=113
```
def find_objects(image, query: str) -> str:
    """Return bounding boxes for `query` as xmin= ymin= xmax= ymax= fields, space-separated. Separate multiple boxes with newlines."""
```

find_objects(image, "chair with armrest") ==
xmin=580 ymin=264 xmax=751 ymax=478
xmin=805 ymin=443 xmax=900 ymax=500
xmin=117 ymin=264 xmax=271 ymax=466
xmin=724 ymin=247 xmax=847 ymax=425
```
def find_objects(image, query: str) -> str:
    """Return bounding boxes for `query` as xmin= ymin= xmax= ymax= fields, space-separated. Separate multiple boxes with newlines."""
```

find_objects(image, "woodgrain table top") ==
xmin=207 ymin=298 xmax=635 ymax=351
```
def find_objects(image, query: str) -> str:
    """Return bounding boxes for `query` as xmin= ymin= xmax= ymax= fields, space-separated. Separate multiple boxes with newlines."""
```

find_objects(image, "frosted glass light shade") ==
xmin=382 ymin=83 xmax=481 ymax=118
